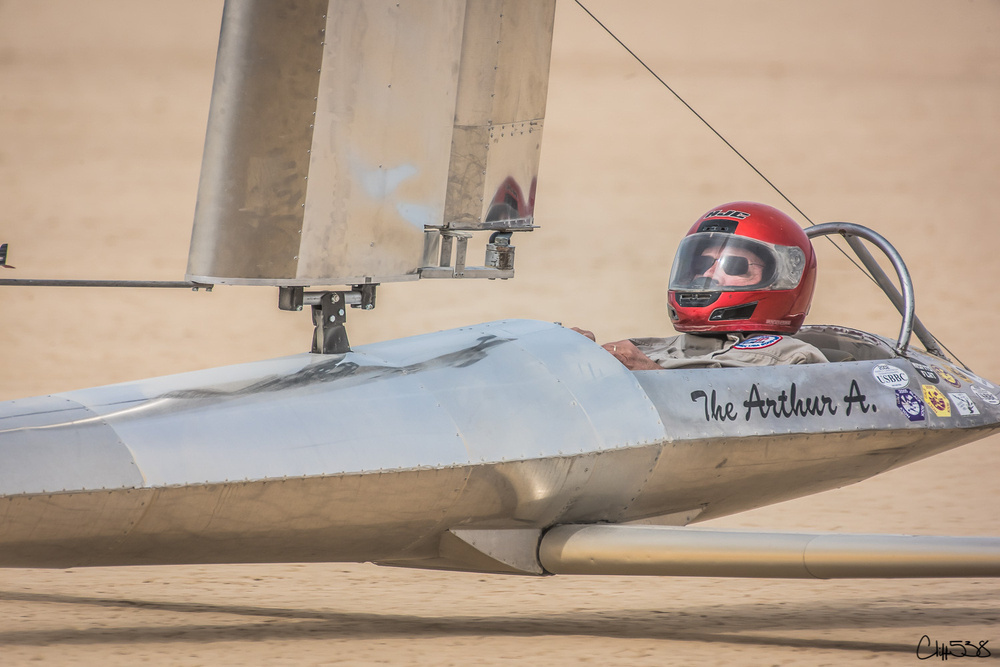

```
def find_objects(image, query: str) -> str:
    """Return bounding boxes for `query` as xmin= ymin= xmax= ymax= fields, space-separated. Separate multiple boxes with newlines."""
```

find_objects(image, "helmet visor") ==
xmin=669 ymin=232 xmax=806 ymax=292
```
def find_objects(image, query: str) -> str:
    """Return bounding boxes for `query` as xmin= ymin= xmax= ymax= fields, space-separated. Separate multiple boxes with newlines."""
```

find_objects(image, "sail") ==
xmin=187 ymin=0 xmax=556 ymax=286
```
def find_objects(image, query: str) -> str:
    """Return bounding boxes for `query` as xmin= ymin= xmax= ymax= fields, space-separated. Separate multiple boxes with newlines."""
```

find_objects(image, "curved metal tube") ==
xmin=806 ymin=222 xmax=923 ymax=355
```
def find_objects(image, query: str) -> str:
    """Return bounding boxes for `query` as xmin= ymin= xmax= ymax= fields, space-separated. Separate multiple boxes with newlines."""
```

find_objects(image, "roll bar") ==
xmin=805 ymin=222 xmax=941 ymax=356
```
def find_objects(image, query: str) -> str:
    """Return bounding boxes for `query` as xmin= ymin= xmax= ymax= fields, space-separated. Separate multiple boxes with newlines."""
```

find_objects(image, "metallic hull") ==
xmin=2 ymin=320 xmax=997 ymax=570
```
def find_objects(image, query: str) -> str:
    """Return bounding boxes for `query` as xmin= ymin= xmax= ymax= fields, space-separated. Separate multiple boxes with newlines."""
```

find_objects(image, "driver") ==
xmin=575 ymin=201 xmax=828 ymax=369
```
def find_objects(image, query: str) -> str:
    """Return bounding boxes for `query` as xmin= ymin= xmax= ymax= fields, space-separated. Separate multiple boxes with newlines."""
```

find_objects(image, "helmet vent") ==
xmin=709 ymin=302 xmax=758 ymax=321
xmin=696 ymin=219 xmax=739 ymax=233
xmin=676 ymin=292 xmax=721 ymax=308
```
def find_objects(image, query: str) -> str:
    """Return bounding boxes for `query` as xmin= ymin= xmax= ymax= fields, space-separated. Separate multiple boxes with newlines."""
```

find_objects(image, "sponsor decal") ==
xmin=872 ymin=363 xmax=909 ymax=388
xmin=950 ymin=367 xmax=974 ymax=383
xmin=932 ymin=365 xmax=961 ymax=388
xmin=895 ymin=388 xmax=926 ymax=422
xmin=733 ymin=335 xmax=782 ymax=350
xmin=910 ymin=361 xmax=939 ymax=384
xmin=971 ymin=385 xmax=1000 ymax=405
xmin=949 ymin=392 xmax=980 ymax=416
xmin=922 ymin=384 xmax=951 ymax=417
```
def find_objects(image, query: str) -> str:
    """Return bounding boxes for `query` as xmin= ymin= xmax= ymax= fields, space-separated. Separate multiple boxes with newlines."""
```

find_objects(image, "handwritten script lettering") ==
xmin=916 ymin=634 xmax=990 ymax=659
xmin=742 ymin=383 xmax=837 ymax=420
xmin=690 ymin=379 xmax=877 ymax=422
xmin=843 ymin=379 xmax=875 ymax=416
xmin=690 ymin=390 xmax=738 ymax=422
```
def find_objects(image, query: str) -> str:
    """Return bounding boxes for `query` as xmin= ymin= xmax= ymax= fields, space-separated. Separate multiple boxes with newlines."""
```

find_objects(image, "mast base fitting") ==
xmin=278 ymin=284 xmax=378 ymax=355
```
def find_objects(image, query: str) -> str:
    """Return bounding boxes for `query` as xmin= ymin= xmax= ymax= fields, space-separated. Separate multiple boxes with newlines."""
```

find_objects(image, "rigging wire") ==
xmin=574 ymin=0 xmax=958 ymax=361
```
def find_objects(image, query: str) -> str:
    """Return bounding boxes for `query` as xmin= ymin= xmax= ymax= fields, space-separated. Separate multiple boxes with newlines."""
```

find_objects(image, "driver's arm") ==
xmin=601 ymin=339 xmax=661 ymax=370
xmin=569 ymin=327 xmax=661 ymax=370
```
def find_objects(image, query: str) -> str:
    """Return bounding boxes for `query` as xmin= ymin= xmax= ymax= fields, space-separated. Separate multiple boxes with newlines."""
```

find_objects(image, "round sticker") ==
xmin=933 ymin=365 xmax=961 ymax=388
xmin=872 ymin=363 xmax=909 ymax=389
xmin=951 ymin=367 xmax=974 ymax=383
xmin=910 ymin=361 xmax=939 ymax=384
xmin=971 ymin=385 xmax=1000 ymax=405
xmin=895 ymin=388 xmax=925 ymax=422
xmin=733 ymin=335 xmax=782 ymax=350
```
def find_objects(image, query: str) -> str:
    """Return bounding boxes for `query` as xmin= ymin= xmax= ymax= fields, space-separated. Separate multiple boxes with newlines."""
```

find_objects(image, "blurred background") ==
xmin=1 ymin=3 xmax=998 ymax=663
xmin=2 ymin=0 xmax=998 ymax=400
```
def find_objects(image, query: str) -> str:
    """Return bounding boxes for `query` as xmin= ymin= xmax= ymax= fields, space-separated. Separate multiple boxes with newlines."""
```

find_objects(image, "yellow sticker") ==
xmin=922 ymin=384 xmax=951 ymax=417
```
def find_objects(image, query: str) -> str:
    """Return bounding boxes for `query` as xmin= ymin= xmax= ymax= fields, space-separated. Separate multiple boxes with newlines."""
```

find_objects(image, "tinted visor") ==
xmin=669 ymin=233 xmax=806 ymax=292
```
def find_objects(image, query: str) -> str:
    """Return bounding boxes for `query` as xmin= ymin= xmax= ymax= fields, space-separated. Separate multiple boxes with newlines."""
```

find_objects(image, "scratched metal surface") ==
xmin=35 ymin=319 xmax=662 ymax=487
xmin=0 ymin=323 xmax=619 ymax=490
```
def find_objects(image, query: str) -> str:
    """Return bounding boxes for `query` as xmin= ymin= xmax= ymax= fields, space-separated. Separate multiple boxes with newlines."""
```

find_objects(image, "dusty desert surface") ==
xmin=1 ymin=0 xmax=999 ymax=664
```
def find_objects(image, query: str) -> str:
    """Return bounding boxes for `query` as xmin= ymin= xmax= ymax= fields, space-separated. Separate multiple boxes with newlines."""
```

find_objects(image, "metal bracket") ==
xmin=278 ymin=284 xmax=378 ymax=355
xmin=418 ymin=228 xmax=523 ymax=279
xmin=312 ymin=292 xmax=350 ymax=355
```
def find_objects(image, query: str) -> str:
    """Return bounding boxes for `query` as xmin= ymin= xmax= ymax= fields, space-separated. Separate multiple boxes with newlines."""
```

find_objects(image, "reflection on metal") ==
xmin=442 ymin=528 xmax=544 ymax=574
xmin=187 ymin=0 xmax=556 ymax=286
xmin=2 ymin=319 xmax=999 ymax=572
xmin=626 ymin=506 xmax=706 ymax=526
xmin=187 ymin=0 xmax=327 ymax=285
xmin=539 ymin=525 xmax=1000 ymax=578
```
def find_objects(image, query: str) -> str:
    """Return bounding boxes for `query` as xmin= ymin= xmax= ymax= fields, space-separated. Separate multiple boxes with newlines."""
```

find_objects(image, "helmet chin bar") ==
xmin=804 ymin=223 xmax=940 ymax=356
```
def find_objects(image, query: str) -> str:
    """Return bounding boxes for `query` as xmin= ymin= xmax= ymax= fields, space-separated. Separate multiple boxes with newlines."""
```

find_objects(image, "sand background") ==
xmin=1 ymin=0 xmax=999 ymax=664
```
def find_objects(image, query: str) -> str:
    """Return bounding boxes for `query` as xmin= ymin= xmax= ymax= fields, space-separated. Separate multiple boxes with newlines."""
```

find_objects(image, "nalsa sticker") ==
xmin=895 ymin=388 xmax=925 ymax=422
xmin=872 ymin=363 xmax=909 ymax=388
xmin=733 ymin=335 xmax=782 ymax=350
xmin=910 ymin=361 xmax=939 ymax=384
xmin=922 ymin=385 xmax=951 ymax=417
xmin=932 ymin=365 xmax=961 ymax=388
xmin=949 ymin=392 xmax=980 ymax=416
xmin=971 ymin=385 xmax=1000 ymax=405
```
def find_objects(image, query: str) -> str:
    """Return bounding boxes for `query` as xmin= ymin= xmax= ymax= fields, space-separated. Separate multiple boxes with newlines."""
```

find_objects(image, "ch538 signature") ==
xmin=916 ymin=635 xmax=990 ymax=660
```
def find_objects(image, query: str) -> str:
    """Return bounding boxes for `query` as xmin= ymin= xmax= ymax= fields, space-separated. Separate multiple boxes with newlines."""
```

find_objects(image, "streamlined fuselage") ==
xmin=2 ymin=319 xmax=996 ymax=572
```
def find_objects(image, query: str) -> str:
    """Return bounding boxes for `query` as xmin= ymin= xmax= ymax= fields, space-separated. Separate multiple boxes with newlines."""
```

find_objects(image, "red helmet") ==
xmin=667 ymin=202 xmax=816 ymax=334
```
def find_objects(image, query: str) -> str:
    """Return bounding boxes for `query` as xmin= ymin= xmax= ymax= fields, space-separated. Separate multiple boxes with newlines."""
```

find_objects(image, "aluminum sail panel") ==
xmin=187 ymin=0 xmax=556 ymax=286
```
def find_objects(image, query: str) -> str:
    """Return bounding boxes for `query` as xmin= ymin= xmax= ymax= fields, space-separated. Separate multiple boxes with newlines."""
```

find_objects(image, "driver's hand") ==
xmin=570 ymin=327 xmax=596 ymax=342
xmin=602 ymin=339 xmax=661 ymax=371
